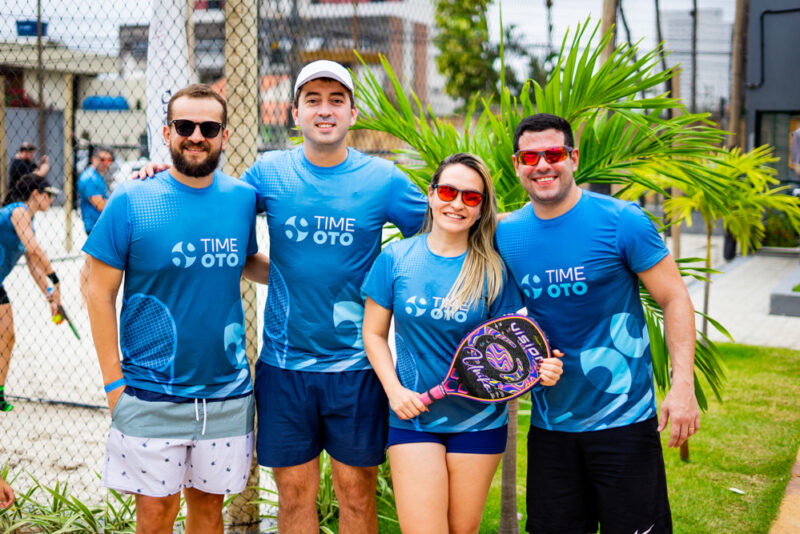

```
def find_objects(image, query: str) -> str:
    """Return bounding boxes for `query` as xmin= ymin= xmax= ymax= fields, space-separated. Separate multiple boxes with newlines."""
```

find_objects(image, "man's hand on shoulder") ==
xmin=133 ymin=162 xmax=170 ymax=180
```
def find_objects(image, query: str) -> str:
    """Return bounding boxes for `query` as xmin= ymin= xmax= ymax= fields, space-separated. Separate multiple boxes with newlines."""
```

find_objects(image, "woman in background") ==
xmin=0 ymin=173 xmax=63 ymax=412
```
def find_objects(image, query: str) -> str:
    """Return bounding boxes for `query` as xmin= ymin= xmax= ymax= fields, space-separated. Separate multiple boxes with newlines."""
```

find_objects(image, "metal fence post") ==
xmin=63 ymin=73 xmax=74 ymax=251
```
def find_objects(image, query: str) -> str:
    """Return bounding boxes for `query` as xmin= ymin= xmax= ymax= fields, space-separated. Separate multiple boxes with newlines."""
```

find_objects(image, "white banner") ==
xmin=146 ymin=0 xmax=192 ymax=163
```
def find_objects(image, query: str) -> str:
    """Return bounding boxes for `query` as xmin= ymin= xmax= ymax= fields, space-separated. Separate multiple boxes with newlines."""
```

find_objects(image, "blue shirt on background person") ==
xmin=77 ymin=166 xmax=108 ymax=234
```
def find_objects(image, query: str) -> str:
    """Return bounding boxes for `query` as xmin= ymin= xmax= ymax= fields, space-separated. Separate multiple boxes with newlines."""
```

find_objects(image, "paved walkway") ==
xmin=672 ymin=234 xmax=800 ymax=533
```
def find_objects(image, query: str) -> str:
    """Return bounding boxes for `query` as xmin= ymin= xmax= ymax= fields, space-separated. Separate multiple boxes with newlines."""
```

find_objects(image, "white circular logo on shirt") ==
xmin=404 ymin=296 xmax=428 ymax=317
xmin=171 ymin=241 xmax=197 ymax=268
xmin=284 ymin=216 xmax=309 ymax=242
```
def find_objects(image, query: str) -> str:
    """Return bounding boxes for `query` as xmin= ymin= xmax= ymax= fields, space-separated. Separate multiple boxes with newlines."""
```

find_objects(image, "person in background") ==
xmin=0 ymin=474 xmax=13 ymax=509
xmin=0 ymin=174 xmax=63 ymax=413
xmin=77 ymin=146 xmax=113 ymax=304
xmin=8 ymin=143 xmax=49 ymax=189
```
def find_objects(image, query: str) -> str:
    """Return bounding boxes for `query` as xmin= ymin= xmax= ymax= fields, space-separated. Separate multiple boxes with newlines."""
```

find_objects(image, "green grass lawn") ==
xmin=480 ymin=343 xmax=800 ymax=534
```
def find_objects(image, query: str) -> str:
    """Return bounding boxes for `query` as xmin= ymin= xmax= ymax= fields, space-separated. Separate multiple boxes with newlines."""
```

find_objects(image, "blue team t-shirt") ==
xmin=77 ymin=167 xmax=108 ymax=233
xmin=496 ymin=190 xmax=669 ymax=433
xmin=0 ymin=202 xmax=27 ymax=284
xmin=242 ymin=146 xmax=427 ymax=372
xmin=83 ymin=170 xmax=259 ymax=399
xmin=361 ymin=234 xmax=524 ymax=433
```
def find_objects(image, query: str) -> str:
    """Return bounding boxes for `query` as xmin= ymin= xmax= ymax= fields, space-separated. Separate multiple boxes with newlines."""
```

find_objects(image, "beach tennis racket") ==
xmin=53 ymin=305 xmax=80 ymax=340
xmin=419 ymin=314 xmax=550 ymax=406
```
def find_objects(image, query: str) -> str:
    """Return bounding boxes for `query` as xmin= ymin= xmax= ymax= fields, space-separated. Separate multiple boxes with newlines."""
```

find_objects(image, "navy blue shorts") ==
xmin=387 ymin=425 xmax=508 ymax=454
xmin=526 ymin=417 xmax=672 ymax=534
xmin=254 ymin=360 xmax=388 ymax=468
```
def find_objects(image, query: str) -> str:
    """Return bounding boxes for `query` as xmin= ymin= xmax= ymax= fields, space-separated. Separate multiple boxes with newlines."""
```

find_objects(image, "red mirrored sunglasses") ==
xmin=432 ymin=184 xmax=484 ymax=207
xmin=515 ymin=146 xmax=573 ymax=166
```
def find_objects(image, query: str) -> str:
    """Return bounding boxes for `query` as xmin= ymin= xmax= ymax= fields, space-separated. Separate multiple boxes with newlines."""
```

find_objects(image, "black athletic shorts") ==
xmin=0 ymin=285 xmax=9 ymax=305
xmin=526 ymin=417 xmax=672 ymax=534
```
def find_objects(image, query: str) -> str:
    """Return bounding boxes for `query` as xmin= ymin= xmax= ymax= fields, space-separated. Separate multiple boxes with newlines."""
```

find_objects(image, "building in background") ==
xmin=662 ymin=7 xmax=732 ymax=113
xmin=744 ymin=0 xmax=800 ymax=184
xmin=118 ymin=0 xmax=456 ymax=137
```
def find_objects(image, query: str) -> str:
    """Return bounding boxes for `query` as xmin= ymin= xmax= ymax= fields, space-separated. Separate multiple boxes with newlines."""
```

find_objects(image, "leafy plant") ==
xmin=0 ymin=472 xmax=137 ymax=533
xmin=434 ymin=0 xmax=497 ymax=104
xmin=764 ymin=208 xmax=800 ymax=247
xmin=354 ymin=18 xmax=729 ymax=404
xmin=623 ymin=144 xmax=800 ymax=340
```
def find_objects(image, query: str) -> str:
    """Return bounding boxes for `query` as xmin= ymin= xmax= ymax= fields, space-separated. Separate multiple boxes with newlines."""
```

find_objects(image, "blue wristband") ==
xmin=103 ymin=378 xmax=127 ymax=393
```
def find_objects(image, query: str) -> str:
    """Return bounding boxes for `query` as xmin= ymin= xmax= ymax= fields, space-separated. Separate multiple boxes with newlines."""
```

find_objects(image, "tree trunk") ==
xmin=727 ymin=0 xmax=749 ymax=149
xmin=702 ymin=223 xmax=712 ymax=339
xmin=498 ymin=399 xmax=520 ymax=534
xmin=225 ymin=0 xmax=262 ymax=531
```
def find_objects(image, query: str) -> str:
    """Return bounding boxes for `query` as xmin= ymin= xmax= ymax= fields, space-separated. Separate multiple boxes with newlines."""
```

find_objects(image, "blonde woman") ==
xmin=362 ymin=153 xmax=563 ymax=533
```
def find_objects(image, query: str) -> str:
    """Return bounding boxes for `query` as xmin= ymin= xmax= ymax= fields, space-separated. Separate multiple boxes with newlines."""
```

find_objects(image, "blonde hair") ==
xmin=421 ymin=153 xmax=504 ymax=314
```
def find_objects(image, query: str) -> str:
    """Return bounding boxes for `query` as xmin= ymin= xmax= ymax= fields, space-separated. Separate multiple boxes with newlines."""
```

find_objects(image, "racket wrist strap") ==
xmin=104 ymin=378 xmax=127 ymax=393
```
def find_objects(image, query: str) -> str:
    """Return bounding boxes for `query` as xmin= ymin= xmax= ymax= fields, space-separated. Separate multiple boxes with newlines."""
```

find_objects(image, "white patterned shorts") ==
xmin=102 ymin=391 xmax=255 ymax=497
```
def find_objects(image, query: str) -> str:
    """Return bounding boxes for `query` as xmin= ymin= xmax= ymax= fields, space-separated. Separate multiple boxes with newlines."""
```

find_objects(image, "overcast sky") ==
xmin=2 ymin=0 xmax=737 ymax=56
xmin=487 ymin=0 xmax=736 ymax=51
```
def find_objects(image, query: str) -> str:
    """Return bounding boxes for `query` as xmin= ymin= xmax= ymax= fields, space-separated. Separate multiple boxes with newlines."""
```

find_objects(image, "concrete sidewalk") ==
xmin=673 ymin=234 xmax=800 ymax=533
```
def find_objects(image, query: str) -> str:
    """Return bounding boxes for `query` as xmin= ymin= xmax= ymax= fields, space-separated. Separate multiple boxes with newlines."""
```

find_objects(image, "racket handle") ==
xmin=418 ymin=385 xmax=447 ymax=406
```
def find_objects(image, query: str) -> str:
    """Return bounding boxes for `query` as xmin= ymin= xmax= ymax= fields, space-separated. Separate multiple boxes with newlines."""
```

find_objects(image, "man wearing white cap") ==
xmin=241 ymin=60 xmax=427 ymax=532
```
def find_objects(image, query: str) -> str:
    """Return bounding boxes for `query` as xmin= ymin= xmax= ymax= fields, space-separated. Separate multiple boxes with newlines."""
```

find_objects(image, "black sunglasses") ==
xmin=169 ymin=119 xmax=224 ymax=138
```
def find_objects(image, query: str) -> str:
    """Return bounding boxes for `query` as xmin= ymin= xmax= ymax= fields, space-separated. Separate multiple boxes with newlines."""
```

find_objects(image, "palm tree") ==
xmin=353 ymin=19 xmax=732 ymax=529
xmin=624 ymin=145 xmax=800 ymax=337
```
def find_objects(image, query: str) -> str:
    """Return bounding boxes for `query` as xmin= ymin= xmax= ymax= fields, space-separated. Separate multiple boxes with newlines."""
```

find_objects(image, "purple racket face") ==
xmin=445 ymin=315 xmax=551 ymax=402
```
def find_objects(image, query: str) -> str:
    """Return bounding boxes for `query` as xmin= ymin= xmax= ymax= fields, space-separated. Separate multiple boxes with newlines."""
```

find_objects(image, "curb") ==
xmin=770 ymin=447 xmax=800 ymax=533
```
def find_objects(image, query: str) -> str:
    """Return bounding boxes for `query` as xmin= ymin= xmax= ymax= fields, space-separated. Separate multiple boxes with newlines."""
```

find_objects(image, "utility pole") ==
xmin=723 ymin=0 xmax=750 ymax=261
xmin=36 ymin=0 xmax=45 ymax=153
xmin=601 ymin=0 xmax=618 ymax=63
xmin=690 ymin=0 xmax=698 ymax=113
xmin=593 ymin=0 xmax=617 ymax=197
xmin=727 ymin=0 xmax=749 ymax=150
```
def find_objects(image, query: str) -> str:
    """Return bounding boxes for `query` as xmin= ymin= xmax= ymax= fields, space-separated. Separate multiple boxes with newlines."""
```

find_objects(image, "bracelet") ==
xmin=103 ymin=378 xmax=127 ymax=393
xmin=47 ymin=272 xmax=59 ymax=284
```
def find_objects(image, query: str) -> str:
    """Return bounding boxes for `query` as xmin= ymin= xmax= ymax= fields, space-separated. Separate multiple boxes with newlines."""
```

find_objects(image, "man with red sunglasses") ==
xmin=496 ymin=113 xmax=698 ymax=534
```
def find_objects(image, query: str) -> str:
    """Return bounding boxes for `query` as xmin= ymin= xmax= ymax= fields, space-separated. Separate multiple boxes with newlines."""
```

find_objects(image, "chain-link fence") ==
xmin=0 ymin=0 xmax=449 ymax=527
xmin=0 ymin=0 xmax=737 ymax=529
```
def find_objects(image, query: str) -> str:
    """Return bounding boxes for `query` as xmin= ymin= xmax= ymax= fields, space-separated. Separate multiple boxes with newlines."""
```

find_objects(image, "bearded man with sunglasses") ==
xmin=496 ymin=113 xmax=699 ymax=534
xmin=85 ymin=84 xmax=265 ymax=533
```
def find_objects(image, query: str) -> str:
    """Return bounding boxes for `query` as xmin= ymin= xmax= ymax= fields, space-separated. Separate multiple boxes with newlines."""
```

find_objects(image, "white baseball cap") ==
xmin=294 ymin=60 xmax=354 ymax=100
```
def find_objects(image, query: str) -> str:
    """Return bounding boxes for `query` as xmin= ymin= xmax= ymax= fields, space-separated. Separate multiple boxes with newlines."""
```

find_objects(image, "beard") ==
xmin=171 ymin=140 xmax=222 ymax=177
